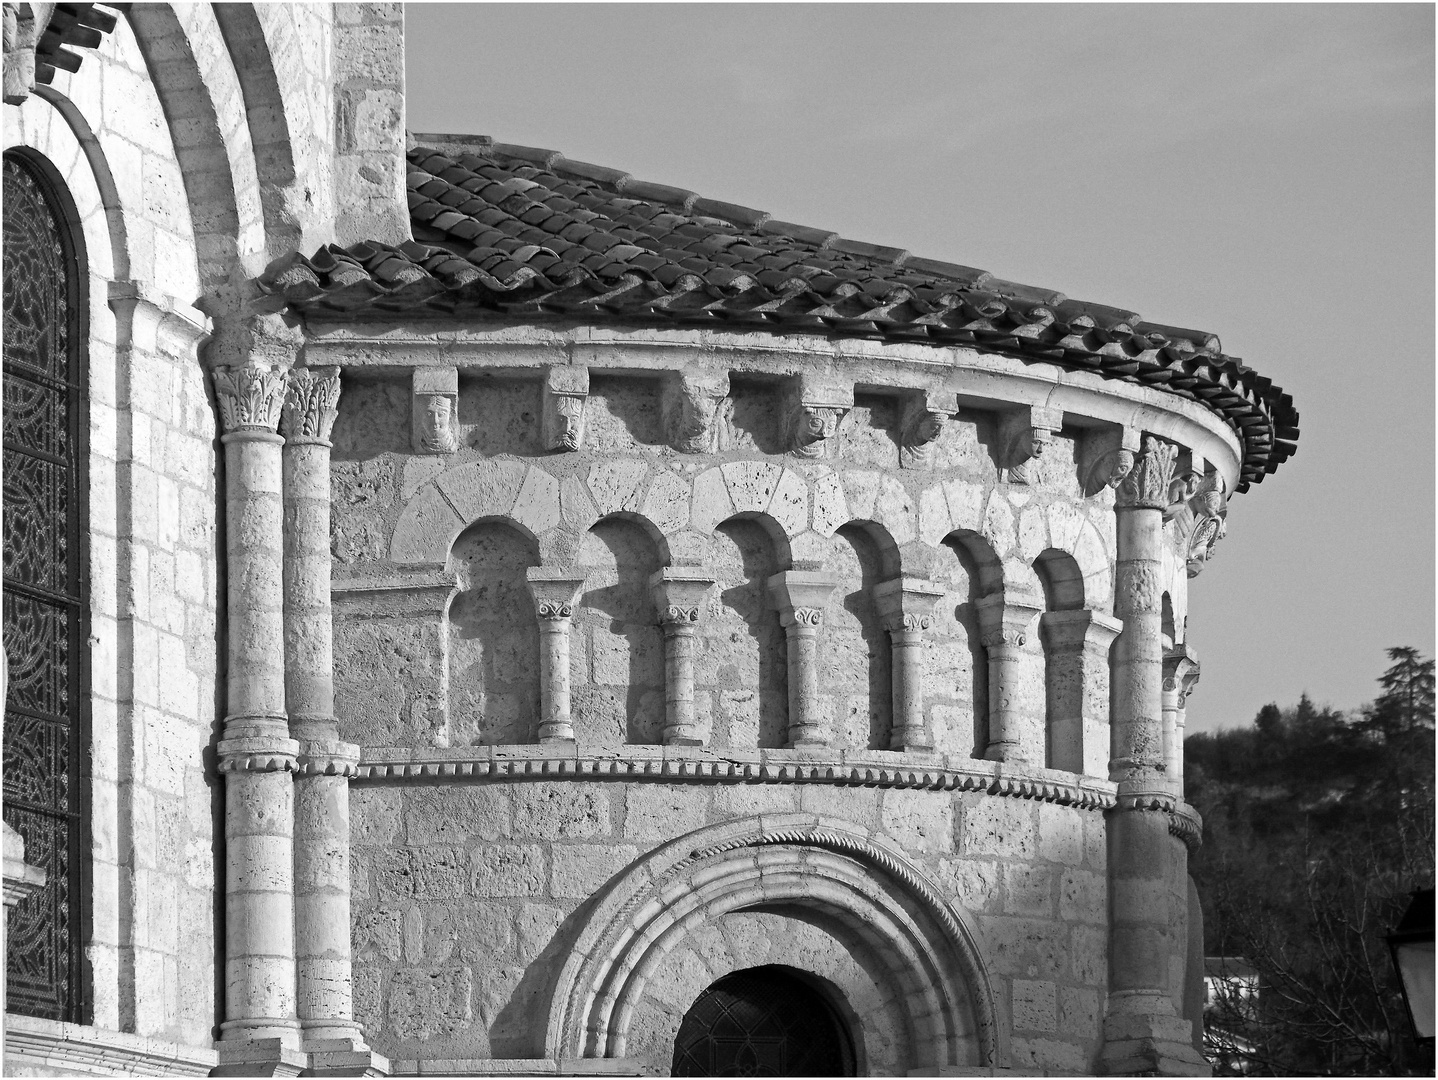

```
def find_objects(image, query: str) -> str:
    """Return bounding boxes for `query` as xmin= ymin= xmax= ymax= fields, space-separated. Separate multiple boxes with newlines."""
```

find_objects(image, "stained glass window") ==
xmin=2 ymin=151 xmax=89 ymax=1022
xmin=672 ymin=966 xmax=855 ymax=1077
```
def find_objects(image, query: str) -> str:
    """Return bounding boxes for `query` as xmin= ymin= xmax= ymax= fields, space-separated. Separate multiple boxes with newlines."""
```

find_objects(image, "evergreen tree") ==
xmin=1187 ymin=649 xmax=1436 ymax=1076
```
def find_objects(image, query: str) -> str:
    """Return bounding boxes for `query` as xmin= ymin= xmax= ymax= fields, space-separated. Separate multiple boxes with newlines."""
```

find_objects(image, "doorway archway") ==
xmin=672 ymin=965 xmax=855 ymax=1077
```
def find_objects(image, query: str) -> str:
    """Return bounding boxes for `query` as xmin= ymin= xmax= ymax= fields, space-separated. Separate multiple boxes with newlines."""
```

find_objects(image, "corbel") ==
xmin=999 ymin=405 xmax=1064 ymax=484
xmin=898 ymin=390 xmax=959 ymax=470
xmin=663 ymin=371 xmax=732 ymax=454
xmin=1080 ymin=424 xmax=1142 ymax=496
xmin=785 ymin=376 xmax=852 ymax=459
xmin=1164 ymin=464 xmax=1228 ymax=578
xmin=411 ymin=367 xmax=459 ymax=454
xmin=543 ymin=366 xmax=589 ymax=452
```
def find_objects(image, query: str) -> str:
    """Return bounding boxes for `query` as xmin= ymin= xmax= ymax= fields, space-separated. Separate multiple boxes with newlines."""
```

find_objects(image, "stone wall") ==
xmin=348 ymin=778 xmax=1111 ymax=1075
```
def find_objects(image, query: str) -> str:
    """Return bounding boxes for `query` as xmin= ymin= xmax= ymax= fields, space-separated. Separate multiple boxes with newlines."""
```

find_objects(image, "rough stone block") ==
xmin=1037 ymin=802 xmax=1084 ymax=866
xmin=351 ymin=786 xmax=403 ymax=846
xmin=376 ymin=847 xmax=466 ymax=901
xmin=470 ymin=844 xmax=547 ymax=898
xmin=1059 ymin=984 xmax=1101 ymax=1037
xmin=1059 ymin=868 xmax=1106 ymax=925
xmin=511 ymin=783 xmax=611 ymax=840
xmin=1005 ymin=863 xmax=1055 ymax=919
xmin=405 ymin=785 xmax=511 ymax=844
xmin=625 ymin=785 xmax=709 ymax=841
xmin=516 ymin=902 xmax=565 ymax=962
xmin=1012 ymin=979 xmax=1058 ymax=1033
xmin=386 ymin=966 xmax=472 ymax=1041
xmin=880 ymin=788 xmax=954 ymax=854
xmin=962 ymin=797 xmax=1038 ymax=860
xmin=550 ymin=844 xmax=640 ymax=899
xmin=353 ymin=907 xmax=404 ymax=961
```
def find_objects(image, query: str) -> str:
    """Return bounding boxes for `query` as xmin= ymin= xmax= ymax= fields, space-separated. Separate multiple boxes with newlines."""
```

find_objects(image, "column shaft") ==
xmin=214 ymin=361 xmax=300 ymax=1047
xmin=280 ymin=369 xmax=366 ymax=1050
xmin=784 ymin=618 xmax=824 ymax=747
xmin=888 ymin=629 xmax=926 ymax=750
xmin=661 ymin=622 xmax=701 ymax=744
xmin=1111 ymin=505 xmax=1165 ymax=779
xmin=537 ymin=619 xmax=574 ymax=742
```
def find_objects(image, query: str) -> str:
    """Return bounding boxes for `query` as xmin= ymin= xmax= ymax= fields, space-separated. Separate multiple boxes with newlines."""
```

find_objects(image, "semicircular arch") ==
xmin=544 ymin=814 xmax=997 ymax=1071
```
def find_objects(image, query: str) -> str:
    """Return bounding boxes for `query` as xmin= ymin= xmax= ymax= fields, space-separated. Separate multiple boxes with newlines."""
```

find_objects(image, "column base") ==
xmin=303 ymin=1038 xmax=392 ymax=1077
xmin=663 ymin=736 xmax=704 ymax=747
xmin=538 ymin=734 xmax=576 ymax=745
xmin=1099 ymin=1011 xmax=1210 ymax=1076
xmin=214 ymin=1038 xmax=310 ymax=1077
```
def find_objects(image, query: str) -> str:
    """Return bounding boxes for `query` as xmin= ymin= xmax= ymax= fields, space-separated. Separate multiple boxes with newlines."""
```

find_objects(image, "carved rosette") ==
xmin=214 ymin=364 xmax=287 ymax=435
xmin=1114 ymin=435 xmax=1179 ymax=509
xmin=661 ymin=605 xmax=701 ymax=625
xmin=280 ymin=367 xmax=341 ymax=445
xmin=667 ymin=373 xmax=732 ymax=454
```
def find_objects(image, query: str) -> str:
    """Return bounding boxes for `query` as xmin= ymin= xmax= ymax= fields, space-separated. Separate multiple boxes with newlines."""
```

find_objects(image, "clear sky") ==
xmin=403 ymin=2 xmax=1435 ymax=733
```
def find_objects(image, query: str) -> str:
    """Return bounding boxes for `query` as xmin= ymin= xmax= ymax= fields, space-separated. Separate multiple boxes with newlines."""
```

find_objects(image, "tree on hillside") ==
xmin=1187 ymin=649 xmax=1436 ymax=1077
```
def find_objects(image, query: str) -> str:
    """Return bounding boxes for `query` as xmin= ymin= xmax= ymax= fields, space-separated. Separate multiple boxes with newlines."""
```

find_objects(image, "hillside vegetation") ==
xmin=1186 ymin=648 xmax=1435 ymax=1076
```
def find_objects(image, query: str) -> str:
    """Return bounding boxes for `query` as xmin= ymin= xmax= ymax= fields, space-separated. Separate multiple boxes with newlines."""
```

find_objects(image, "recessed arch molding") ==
xmin=542 ymin=813 xmax=999 ymax=1072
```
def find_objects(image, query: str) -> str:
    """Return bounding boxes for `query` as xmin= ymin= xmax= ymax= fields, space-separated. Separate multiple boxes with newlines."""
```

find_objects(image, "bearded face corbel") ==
xmin=547 ymin=393 xmax=586 ymax=452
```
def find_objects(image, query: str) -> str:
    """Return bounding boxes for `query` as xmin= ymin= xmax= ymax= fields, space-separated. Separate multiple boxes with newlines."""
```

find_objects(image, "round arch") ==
xmin=544 ymin=814 xmax=997 ymax=1072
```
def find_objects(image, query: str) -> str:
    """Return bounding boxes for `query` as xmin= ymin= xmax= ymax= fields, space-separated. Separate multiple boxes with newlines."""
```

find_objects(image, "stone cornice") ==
xmin=298 ymin=327 xmax=1248 ymax=495
xmin=350 ymin=746 xmax=1119 ymax=810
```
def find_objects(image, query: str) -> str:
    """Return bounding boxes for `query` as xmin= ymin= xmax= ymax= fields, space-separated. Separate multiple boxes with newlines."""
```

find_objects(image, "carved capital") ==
xmin=280 ymin=367 xmax=341 ymax=445
xmin=1114 ymin=435 xmax=1179 ymax=509
xmin=665 ymin=372 xmax=732 ymax=453
xmin=1165 ymin=469 xmax=1228 ymax=577
xmin=767 ymin=570 xmax=840 ymax=626
xmin=1000 ymin=406 xmax=1063 ymax=485
xmin=975 ymin=591 xmax=1045 ymax=650
xmin=786 ymin=378 xmax=852 ymax=459
xmin=412 ymin=368 xmax=459 ymax=454
xmin=651 ymin=569 xmax=716 ymax=626
xmin=872 ymin=576 xmax=945 ymax=634
xmin=543 ymin=366 xmax=588 ymax=452
xmin=1040 ymin=608 xmax=1124 ymax=653
xmin=525 ymin=568 xmax=585 ymax=622
xmin=214 ymin=364 xmax=288 ymax=435
xmin=1162 ymin=645 xmax=1201 ymax=706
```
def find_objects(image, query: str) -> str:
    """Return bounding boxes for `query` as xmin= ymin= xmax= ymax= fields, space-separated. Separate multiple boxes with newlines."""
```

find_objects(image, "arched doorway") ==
xmin=671 ymin=966 xmax=856 ymax=1077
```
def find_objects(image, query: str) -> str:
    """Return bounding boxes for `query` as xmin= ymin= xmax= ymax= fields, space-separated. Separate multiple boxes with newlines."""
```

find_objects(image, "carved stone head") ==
xmin=419 ymin=394 xmax=457 ymax=454
xmin=549 ymin=394 xmax=585 ymax=452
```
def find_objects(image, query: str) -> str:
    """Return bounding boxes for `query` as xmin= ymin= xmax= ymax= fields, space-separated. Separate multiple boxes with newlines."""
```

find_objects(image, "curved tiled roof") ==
xmin=258 ymin=138 xmax=1298 ymax=489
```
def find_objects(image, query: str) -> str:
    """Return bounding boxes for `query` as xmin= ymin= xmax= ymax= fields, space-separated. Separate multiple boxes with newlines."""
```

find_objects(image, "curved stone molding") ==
xmin=351 ymin=747 xmax=1119 ymax=809
xmin=541 ymin=815 xmax=998 ymax=1071
xmin=1168 ymin=800 xmax=1204 ymax=853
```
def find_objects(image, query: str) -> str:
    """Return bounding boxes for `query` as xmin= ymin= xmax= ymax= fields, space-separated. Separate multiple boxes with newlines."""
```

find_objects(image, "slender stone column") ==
xmin=526 ymin=569 xmax=587 ymax=743
xmin=1040 ymin=609 xmax=1124 ymax=775
xmin=212 ymin=364 xmax=304 ymax=1053
xmin=1162 ymin=645 xmax=1200 ymax=791
xmin=872 ymin=577 xmax=945 ymax=752
xmin=1100 ymin=435 xmax=1208 ymax=1076
xmin=975 ymin=592 xmax=1045 ymax=765
xmin=651 ymin=569 xmax=716 ymax=746
xmin=278 ymin=369 xmax=379 ymax=1072
xmin=766 ymin=571 xmax=841 ymax=748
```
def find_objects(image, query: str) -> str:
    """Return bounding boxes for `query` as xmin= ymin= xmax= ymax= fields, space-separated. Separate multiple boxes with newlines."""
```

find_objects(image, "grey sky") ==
xmin=404 ymin=2 xmax=1435 ymax=733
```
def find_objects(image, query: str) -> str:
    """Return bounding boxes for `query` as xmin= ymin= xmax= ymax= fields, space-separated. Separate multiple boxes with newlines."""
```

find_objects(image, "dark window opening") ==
xmin=672 ymin=965 xmax=856 ymax=1077
xmin=2 ymin=150 xmax=91 ymax=1023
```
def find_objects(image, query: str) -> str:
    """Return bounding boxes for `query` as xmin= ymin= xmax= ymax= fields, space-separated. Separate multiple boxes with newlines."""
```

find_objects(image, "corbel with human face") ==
xmin=543 ymin=365 xmax=589 ymax=453
xmin=898 ymin=390 xmax=959 ymax=469
xmin=1000 ymin=404 xmax=1064 ymax=485
xmin=786 ymin=376 xmax=852 ymax=460
xmin=412 ymin=367 xmax=459 ymax=454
